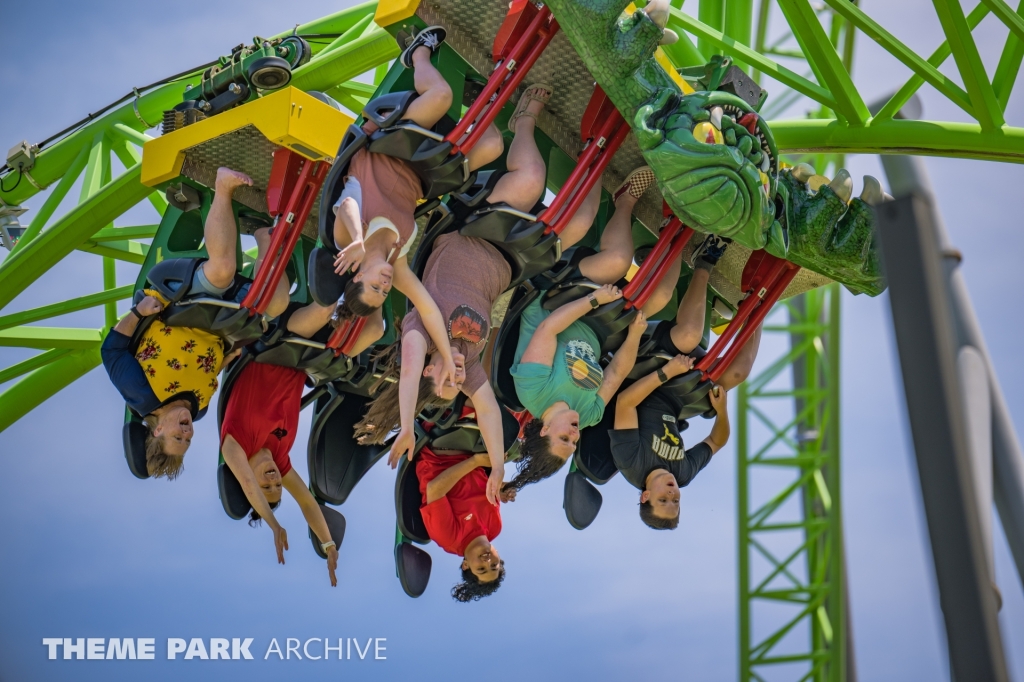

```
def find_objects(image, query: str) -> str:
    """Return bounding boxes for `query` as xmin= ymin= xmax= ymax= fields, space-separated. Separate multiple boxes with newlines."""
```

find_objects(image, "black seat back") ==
xmin=656 ymin=369 xmax=715 ymax=420
xmin=395 ymin=541 xmax=432 ymax=598
xmin=122 ymin=418 xmax=150 ymax=480
xmin=395 ymin=454 xmax=430 ymax=545
xmin=563 ymin=470 xmax=603 ymax=530
xmin=218 ymin=461 xmax=251 ymax=520
xmin=309 ymin=505 xmax=347 ymax=559
xmin=574 ymin=403 xmax=619 ymax=485
xmin=307 ymin=389 xmax=386 ymax=506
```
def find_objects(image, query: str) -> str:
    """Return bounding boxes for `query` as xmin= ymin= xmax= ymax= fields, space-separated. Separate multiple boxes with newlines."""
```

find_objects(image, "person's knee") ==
xmin=671 ymin=325 xmax=703 ymax=355
xmin=201 ymin=260 xmax=236 ymax=291
xmin=265 ymin=280 xmax=292 ymax=319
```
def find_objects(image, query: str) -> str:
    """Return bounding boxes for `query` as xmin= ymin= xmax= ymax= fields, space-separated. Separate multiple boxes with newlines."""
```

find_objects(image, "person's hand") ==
xmin=592 ymin=284 xmax=623 ymax=305
xmin=136 ymin=295 xmax=164 ymax=316
xmin=272 ymin=524 xmax=289 ymax=565
xmin=326 ymin=546 xmax=339 ymax=587
xmin=485 ymin=463 xmax=505 ymax=506
xmin=499 ymin=487 xmax=517 ymax=503
xmin=709 ymin=384 xmax=727 ymax=413
xmin=438 ymin=354 xmax=458 ymax=395
xmin=664 ymin=354 xmax=695 ymax=378
xmin=627 ymin=310 xmax=647 ymax=337
xmin=387 ymin=427 xmax=416 ymax=468
xmin=334 ymin=240 xmax=365 ymax=275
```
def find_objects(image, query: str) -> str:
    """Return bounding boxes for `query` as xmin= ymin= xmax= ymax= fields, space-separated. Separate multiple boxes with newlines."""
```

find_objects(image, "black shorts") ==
xmin=650 ymin=320 xmax=707 ymax=359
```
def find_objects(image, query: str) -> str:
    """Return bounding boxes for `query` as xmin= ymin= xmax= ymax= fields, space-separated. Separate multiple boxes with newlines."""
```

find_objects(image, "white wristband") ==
xmin=321 ymin=540 xmax=336 ymax=553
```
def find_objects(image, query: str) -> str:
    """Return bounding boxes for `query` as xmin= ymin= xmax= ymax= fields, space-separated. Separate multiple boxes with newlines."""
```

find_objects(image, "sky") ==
xmin=1 ymin=1 xmax=1023 ymax=680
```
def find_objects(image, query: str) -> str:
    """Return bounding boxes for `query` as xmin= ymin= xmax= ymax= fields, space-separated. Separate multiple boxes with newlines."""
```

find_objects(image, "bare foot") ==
xmin=215 ymin=167 xmax=253 ymax=193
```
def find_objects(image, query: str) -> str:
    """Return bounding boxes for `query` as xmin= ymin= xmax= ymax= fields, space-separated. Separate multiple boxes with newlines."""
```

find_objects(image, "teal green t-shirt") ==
xmin=510 ymin=298 xmax=607 ymax=428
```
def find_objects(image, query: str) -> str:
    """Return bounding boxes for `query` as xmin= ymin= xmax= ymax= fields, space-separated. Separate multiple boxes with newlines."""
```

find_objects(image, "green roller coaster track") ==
xmin=3 ymin=1 xmax=1023 ymax=678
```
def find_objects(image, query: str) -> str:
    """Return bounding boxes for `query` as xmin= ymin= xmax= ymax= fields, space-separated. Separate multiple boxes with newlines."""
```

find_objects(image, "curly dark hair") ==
xmin=248 ymin=500 xmax=282 ymax=528
xmin=330 ymin=279 xmax=380 ymax=327
xmin=451 ymin=561 xmax=506 ymax=602
xmin=639 ymin=499 xmax=679 ymax=530
xmin=500 ymin=418 xmax=567 ymax=494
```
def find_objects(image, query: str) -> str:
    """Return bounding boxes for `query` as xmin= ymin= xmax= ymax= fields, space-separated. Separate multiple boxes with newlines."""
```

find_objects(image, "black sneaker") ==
xmin=691 ymin=234 xmax=731 ymax=267
xmin=398 ymin=26 xmax=447 ymax=68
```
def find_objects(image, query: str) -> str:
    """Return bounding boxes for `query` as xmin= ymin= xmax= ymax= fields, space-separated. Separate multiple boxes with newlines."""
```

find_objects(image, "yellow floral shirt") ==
xmin=133 ymin=323 xmax=224 ymax=410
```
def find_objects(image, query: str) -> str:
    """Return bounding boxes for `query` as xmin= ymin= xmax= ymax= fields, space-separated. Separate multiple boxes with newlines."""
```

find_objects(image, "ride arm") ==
xmin=393 ymin=256 xmax=456 ymax=376
xmin=703 ymin=387 xmax=730 ymax=454
xmin=425 ymin=454 xmax=490 ymax=505
xmin=282 ymin=470 xmax=339 ymax=587
xmin=597 ymin=313 xmax=646 ymax=405
xmin=468 ymin=380 xmax=507 ymax=504
xmin=519 ymin=297 xmax=593 ymax=367
xmin=221 ymin=435 xmax=283 ymax=536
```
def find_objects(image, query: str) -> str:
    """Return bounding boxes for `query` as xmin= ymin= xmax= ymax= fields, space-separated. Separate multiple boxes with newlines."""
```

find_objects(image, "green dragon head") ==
xmin=634 ymin=88 xmax=781 ymax=251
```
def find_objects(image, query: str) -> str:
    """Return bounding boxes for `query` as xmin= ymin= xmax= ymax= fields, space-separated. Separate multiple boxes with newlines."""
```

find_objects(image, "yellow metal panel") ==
xmin=374 ymin=0 xmax=422 ymax=29
xmin=141 ymin=87 xmax=354 ymax=187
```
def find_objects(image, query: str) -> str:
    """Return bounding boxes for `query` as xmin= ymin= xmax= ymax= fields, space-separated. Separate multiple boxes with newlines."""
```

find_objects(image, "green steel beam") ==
xmin=738 ymin=286 xmax=844 ymax=681
xmin=0 ymin=285 xmax=133 ymax=331
xmin=0 ymin=1 xmax=382 ymax=209
xmin=0 ymin=347 xmax=101 ymax=433
xmin=776 ymin=0 xmax=869 ymax=125
xmin=933 ymin=0 xmax=1005 ymax=131
xmin=698 ymin=0 xmax=726 ymax=57
xmin=111 ymin=135 xmax=169 ymax=216
xmin=875 ymin=2 xmax=989 ymax=122
xmin=724 ymin=0 xmax=754 ymax=49
xmin=771 ymin=117 xmax=1024 ymax=162
xmin=0 ymin=326 xmax=104 ymax=350
xmin=290 ymin=27 xmax=399 ymax=94
xmin=8 ymin=144 xmax=90 ymax=257
xmin=983 ymin=0 xmax=1024 ymax=43
xmin=77 ymin=239 xmax=149 ymax=264
xmin=89 ymin=225 xmax=159 ymax=242
xmin=0 ymin=163 xmax=150 ymax=311
xmin=668 ymin=9 xmax=837 ymax=107
xmin=821 ymin=0 xmax=973 ymax=115
xmin=0 ymin=348 xmax=72 ymax=386
xmin=993 ymin=0 xmax=1024 ymax=110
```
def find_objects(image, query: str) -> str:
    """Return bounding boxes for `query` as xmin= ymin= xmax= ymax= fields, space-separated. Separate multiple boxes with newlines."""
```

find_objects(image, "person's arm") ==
xmin=387 ymin=330 xmax=429 ymax=468
xmin=597 ymin=311 xmax=646 ymax=405
xmin=703 ymin=386 xmax=730 ymax=454
xmin=520 ymin=284 xmax=621 ymax=366
xmin=283 ymin=470 xmax=338 ymax=586
xmin=111 ymin=295 xmax=164 ymax=338
xmin=614 ymin=354 xmax=695 ymax=429
xmin=393 ymin=256 xmax=457 ymax=391
xmin=468 ymin=381 xmax=506 ymax=505
xmin=221 ymin=435 xmax=289 ymax=564
xmin=425 ymin=454 xmax=489 ymax=504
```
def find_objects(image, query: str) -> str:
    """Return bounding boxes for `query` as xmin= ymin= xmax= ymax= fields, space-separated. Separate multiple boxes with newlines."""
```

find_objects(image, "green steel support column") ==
xmin=737 ymin=284 xmax=845 ymax=681
xmin=724 ymin=0 xmax=753 ymax=53
xmin=698 ymin=0 xmax=726 ymax=58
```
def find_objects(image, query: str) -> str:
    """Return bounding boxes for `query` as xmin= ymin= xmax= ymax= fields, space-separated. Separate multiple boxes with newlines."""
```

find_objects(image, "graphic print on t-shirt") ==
xmin=563 ymin=339 xmax=603 ymax=391
xmin=650 ymin=413 xmax=684 ymax=460
xmin=448 ymin=304 xmax=487 ymax=345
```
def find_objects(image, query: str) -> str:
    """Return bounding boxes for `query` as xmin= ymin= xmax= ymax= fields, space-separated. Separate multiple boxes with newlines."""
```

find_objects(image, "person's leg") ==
xmin=668 ymin=267 xmax=710 ymax=353
xmin=202 ymin=168 xmax=251 ymax=289
xmin=716 ymin=322 xmax=762 ymax=390
xmin=403 ymin=46 xmax=453 ymax=130
xmin=286 ymin=302 xmax=333 ymax=338
xmin=332 ymin=177 xmax=362 ymax=252
xmin=466 ymin=123 xmax=505 ymax=173
xmin=578 ymin=192 xmax=636 ymax=285
xmin=556 ymin=179 xmax=602 ymax=250
xmin=485 ymin=103 xmax=549 ymax=212
xmin=640 ymin=251 xmax=682 ymax=318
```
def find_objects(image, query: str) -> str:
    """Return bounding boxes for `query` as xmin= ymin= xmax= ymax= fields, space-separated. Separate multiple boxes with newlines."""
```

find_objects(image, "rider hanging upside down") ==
xmin=100 ymin=168 xmax=291 ymax=479
xmin=352 ymin=82 xmax=556 ymax=503
xmin=611 ymin=356 xmax=730 ymax=530
xmin=502 ymin=167 xmax=664 ymax=495
xmin=417 ymin=439 xmax=505 ymax=602
xmin=327 ymin=25 xmax=505 ymax=352
xmin=218 ymin=304 xmax=343 ymax=586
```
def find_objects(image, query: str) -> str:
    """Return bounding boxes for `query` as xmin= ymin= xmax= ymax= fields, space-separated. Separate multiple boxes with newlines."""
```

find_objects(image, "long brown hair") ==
xmin=500 ymin=418 xmax=565 ymax=493
xmin=352 ymin=336 xmax=453 ymax=445
xmin=142 ymin=414 xmax=185 ymax=480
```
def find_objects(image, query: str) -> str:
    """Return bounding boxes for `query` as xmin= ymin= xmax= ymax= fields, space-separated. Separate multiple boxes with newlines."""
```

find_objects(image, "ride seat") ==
xmin=306 ymin=386 xmax=386 ymax=506
xmin=540 ymin=275 xmax=637 ymax=355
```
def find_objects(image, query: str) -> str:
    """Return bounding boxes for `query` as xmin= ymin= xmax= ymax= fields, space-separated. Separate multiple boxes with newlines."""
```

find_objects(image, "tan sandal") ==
xmin=508 ymin=83 xmax=553 ymax=133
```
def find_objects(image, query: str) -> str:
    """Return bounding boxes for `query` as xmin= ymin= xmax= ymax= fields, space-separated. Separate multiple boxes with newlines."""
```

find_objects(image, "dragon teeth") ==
xmin=760 ymin=153 xmax=770 ymax=172
xmin=710 ymin=106 xmax=724 ymax=131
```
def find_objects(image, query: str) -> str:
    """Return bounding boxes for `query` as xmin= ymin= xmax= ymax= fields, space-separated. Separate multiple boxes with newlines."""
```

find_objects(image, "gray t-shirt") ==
xmin=403 ymin=233 xmax=511 ymax=396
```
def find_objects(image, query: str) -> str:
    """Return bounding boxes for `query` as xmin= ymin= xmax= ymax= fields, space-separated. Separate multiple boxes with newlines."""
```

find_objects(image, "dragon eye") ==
xmin=692 ymin=121 xmax=723 ymax=145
